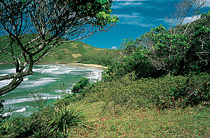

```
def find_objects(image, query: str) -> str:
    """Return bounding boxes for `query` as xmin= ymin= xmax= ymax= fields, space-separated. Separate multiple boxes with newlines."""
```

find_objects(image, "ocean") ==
xmin=0 ymin=64 xmax=103 ymax=117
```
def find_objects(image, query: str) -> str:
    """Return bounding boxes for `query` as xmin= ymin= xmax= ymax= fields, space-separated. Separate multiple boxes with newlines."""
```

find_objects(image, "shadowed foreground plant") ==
xmin=47 ymin=102 xmax=85 ymax=133
xmin=0 ymin=101 xmax=86 ymax=137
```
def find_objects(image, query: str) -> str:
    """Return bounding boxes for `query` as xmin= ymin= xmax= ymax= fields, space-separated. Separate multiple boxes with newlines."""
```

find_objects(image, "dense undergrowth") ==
xmin=83 ymin=73 xmax=210 ymax=109
xmin=1 ymin=11 xmax=210 ymax=138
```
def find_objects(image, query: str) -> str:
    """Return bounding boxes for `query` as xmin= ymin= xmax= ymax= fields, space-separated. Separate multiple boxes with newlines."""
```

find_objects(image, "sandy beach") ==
xmin=0 ymin=62 xmax=107 ymax=70
xmin=66 ymin=63 xmax=107 ymax=70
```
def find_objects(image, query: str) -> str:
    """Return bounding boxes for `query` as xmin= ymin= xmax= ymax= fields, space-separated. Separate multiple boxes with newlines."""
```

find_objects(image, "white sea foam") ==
xmin=41 ymin=67 xmax=59 ymax=73
xmin=32 ymin=68 xmax=41 ymax=72
xmin=39 ymin=66 xmax=75 ymax=74
xmin=1 ymin=64 xmax=103 ymax=117
xmin=86 ymin=68 xmax=102 ymax=82
xmin=4 ymin=96 xmax=61 ymax=105
xmin=0 ymin=74 xmax=8 ymax=76
xmin=54 ymin=89 xmax=72 ymax=94
xmin=0 ymin=79 xmax=12 ymax=87
xmin=0 ymin=76 xmax=28 ymax=87
xmin=53 ymin=69 xmax=74 ymax=74
xmin=14 ymin=107 xmax=26 ymax=113
xmin=2 ymin=112 xmax=12 ymax=117
xmin=2 ymin=107 xmax=26 ymax=117
xmin=1 ymin=68 xmax=16 ymax=74
xmin=20 ymin=78 xmax=57 ymax=88
xmin=24 ymin=77 xmax=29 ymax=81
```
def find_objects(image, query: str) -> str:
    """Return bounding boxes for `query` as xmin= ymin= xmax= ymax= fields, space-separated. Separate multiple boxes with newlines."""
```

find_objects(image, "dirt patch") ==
xmin=72 ymin=54 xmax=81 ymax=58
xmin=94 ymin=48 xmax=106 ymax=51
xmin=60 ymin=48 xmax=71 ymax=54
xmin=71 ymin=43 xmax=77 ymax=48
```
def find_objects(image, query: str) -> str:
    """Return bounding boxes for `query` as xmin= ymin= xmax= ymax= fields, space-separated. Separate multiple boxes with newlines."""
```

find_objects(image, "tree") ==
xmin=0 ymin=0 xmax=118 ymax=95
xmin=137 ymin=0 xmax=209 ymax=75
xmin=72 ymin=78 xmax=90 ymax=94
xmin=102 ymin=0 xmax=210 ymax=81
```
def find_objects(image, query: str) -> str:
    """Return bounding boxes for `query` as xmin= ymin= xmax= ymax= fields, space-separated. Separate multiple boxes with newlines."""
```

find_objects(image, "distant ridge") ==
xmin=0 ymin=35 xmax=117 ymax=66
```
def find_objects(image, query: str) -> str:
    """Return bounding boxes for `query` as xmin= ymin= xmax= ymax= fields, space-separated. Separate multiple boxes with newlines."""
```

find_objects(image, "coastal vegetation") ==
xmin=0 ymin=37 xmax=117 ymax=66
xmin=1 ymin=0 xmax=210 ymax=137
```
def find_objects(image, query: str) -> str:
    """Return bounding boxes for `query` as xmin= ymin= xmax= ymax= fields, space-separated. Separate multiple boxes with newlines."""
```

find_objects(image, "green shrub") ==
xmin=167 ymin=73 xmax=210 ymax=107
xmin=84 ymin=73 xmax=210 ymax=110
xmin=0 ymin=100 xmax=10 ymax=136
xmin=0 ymin=102 xmax=85 ymax=138
xmin=0 ymin=100 xmax=7 ymax=123
xmin=102 ymin=39 xmax=166 ymax=82
xmin=72 ymin=78 xmax=90 ymax=94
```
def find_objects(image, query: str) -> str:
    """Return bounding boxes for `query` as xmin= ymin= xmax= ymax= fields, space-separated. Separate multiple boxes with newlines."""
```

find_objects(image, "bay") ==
xmin=0 ymin=64 xmax=103 ymax=117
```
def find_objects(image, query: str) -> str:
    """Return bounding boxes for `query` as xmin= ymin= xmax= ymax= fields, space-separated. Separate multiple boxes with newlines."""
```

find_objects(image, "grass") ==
xmin=67 ymin=102 xmax=210 ymax=137
xmin=58 ymin=73 xmax=210 ymax=137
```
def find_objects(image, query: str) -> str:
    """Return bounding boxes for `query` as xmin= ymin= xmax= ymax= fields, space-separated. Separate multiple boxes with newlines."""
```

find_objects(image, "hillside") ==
xmin=0 ymin=35 xmax=117 ymax=66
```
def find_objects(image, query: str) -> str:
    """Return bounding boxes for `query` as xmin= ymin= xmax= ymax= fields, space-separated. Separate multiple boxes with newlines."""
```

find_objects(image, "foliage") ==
xmin=137 ymin=25 xmax=189 ymax=75
xmin=72 ymin=78 xmax=90 ymax=94
xmin=30 ymin=92 xmax=48 ymax=111
xmin=138 ymin=12 xmax=210 ymax=75
xmin=102 ymin=12 xmax=210 ymax=81
xmin=86 ymin=73 xmax=210 ymax=110
xmin=102 ymin=39 xmax=164 ymax=81
xmin=152 ymin=73 xmax=210 ymax=109
xmin=0 ymin=100 xmax=6 ymax=123
xmin=38 ymin=103 xmax=84 ymax=134
xmin=0 ymin=100 xmax=10 ymax=135
xmin=0 ymin=102 xmax=85 ymax=137
xmin=78 ymin=49 xmax=117 ymax=66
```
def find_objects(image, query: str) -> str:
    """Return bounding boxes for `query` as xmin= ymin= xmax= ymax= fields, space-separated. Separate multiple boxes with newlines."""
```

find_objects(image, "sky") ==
xmin=81 ymin=0 xmax=210 ymax=49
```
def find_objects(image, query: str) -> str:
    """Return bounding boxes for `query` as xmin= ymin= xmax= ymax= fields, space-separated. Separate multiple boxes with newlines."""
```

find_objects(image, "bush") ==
xmin=167 ymin=73 xmax=210 ymax=107
xmin=0 ymin=100 xmax=7 ymax=123
xmin=102 ymin=51 xmax=164 ymax=81
xmin=0 ymin=100 xmax=10 ymax=136
xmin=84 ymin=73 xmax=210 ymax=110
xmin=0 ymin=102 xmax=85 ymax=138
xmin=72 ymin=78 xmax=90 ymax=94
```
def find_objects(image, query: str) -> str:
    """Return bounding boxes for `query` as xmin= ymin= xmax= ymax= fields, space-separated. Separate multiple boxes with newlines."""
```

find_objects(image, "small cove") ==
xmin=0 ymin=64 xmax=103 ymax=117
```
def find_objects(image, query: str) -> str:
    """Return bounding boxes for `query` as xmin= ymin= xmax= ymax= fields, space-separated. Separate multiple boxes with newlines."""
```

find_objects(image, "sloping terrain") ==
xmin=0 ymin=35 xmax=117 ymax=65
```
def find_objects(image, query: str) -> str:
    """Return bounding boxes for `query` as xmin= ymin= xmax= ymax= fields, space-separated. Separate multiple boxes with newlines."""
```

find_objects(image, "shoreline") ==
xmin=66 ymin=63 xmax=107 ymax=70
xmin=0 ymin=62 xmax=107 ymax=70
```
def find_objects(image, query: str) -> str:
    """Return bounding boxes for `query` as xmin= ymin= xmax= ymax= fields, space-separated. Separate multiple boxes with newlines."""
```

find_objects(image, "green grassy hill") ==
xmin=0 ymin=35 xmax=117 ymax=66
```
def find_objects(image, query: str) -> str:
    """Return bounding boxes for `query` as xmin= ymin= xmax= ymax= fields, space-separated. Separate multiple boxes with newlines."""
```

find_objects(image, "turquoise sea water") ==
xmin=0 ymin=64 xmax=102 ymax=117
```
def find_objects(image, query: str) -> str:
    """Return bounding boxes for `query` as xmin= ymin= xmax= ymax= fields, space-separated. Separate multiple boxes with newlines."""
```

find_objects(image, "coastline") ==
xmin=1 ymin=63 xmax=104 ymax=117
xmin=0 ymin=62 xmax=107 ymax=70
xmin=66 ymin=63 xmax=107 ymax=70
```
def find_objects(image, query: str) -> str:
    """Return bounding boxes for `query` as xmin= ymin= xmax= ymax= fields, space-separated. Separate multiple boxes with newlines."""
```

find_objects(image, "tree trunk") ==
xmin=0 ymin=77 xmax=23 ymax=95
